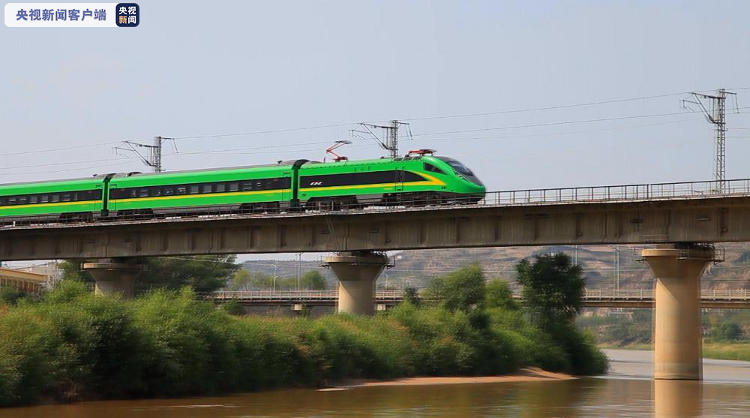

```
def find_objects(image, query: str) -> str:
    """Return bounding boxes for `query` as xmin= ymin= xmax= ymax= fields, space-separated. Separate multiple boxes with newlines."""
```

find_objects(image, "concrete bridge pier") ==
xmin=641 ymin=244 xmax=717 ymax=380
xmin=83 ymin=258 xmax=145 ymax=299
xmin=323 ymin=251 xmax=389 ymax=315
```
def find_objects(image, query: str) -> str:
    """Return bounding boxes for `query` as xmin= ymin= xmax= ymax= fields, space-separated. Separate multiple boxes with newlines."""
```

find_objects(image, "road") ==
xmin=603 ymin=349 xmax=750 ymax=383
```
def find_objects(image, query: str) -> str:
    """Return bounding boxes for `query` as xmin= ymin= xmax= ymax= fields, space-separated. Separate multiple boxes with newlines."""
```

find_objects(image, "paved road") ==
xmin=603 ymin=349 xmax=750 ymax=383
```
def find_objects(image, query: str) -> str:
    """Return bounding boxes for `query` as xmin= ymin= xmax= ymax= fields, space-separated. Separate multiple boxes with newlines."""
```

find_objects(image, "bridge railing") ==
xmin=483 ymin=179 xmax=750 ymax=206
xmin=582 ymin=288 xmax=750 ymax=301
xmin=211 ymin=288 xmax=749 ymax=302
xmin=213 ymin=290 xmax=404 ymax=301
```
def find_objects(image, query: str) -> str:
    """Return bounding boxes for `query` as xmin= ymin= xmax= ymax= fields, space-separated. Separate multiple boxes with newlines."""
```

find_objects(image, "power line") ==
xmin=411 ymin=108 xmax=750 ymax=139
xmin=400 ymin=87 xmax=750 ymax=122
xmin=11 ymin=88 xmax=748 ymax=158
xmin=421 ymin=116 xmax=705 ymax=143
xmin=0 ymin=157 xmax=130 ymax=171
xmin=2 ymin=160 xmax=134 ymax=176
xmin=3 ymin=140 xmax=124 ymax=157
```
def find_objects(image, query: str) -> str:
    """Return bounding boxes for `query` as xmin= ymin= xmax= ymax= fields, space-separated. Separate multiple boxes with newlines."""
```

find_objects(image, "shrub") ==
xmin=221 ymin=299 xmax=246 ymax=316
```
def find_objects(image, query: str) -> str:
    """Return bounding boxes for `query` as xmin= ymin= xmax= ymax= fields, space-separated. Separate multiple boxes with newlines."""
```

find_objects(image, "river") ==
xmin=1 ymin=349 xmax=749 ymax=417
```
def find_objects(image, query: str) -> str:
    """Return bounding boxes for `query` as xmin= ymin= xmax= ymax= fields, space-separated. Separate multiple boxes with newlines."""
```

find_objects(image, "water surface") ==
xmin=2 ymin=349 xmax=748 ymax=417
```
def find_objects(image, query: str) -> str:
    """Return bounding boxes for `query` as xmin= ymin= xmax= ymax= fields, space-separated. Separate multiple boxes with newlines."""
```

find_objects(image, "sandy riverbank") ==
xmin=320 ymin=367 xmax=575 ymax=391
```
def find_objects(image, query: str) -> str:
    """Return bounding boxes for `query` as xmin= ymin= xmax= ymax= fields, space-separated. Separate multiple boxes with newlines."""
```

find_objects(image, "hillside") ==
xmin=241 ymin=243 xmax=750 ymax=290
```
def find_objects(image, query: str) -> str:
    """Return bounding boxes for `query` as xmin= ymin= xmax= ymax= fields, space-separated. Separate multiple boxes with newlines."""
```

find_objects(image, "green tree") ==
xmin=59 ymin=260 xmax=94 ymax=283
xmin=485 ymin=279 xmax=519 ymax=310
xmin=221 ymin=299 xmax=246 ymax=316
xmin=299 ymin=270 xmax=327 ymax=290
xmin=140 ymin=255 xmax=239 ymax=293
xmin=403 ymin=287 xmax=421 ymax=307
xmin=516 ymin=253 xmax=584 ymax=327
xmin=229 ymin=269 xmax=253 ymax=291
xmin=712 ymin=322 xmax=744 ymax=342
xmin=426 ymin=264 xmax=485 ymax=311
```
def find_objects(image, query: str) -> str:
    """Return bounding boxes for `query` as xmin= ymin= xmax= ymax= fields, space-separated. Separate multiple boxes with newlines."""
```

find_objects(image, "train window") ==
xmin=60 ymin=194 xmax=71 ymax=202
xmin=150 ymin=187 xmax=161 ymax=197
xmin=18 ymin=196 xmax=28 ymax=204
xmin=8 ymin=197 xmax=17 ymax=205
xmin=424 ymin=163 xmax=445 ymax=175
xmin=138 ymin=188 xmax=149 ymax=198
xmin=202 ymin=184 xmax=212 ymax=194
xmin=41 ymin=195 xmax=49 ymax=203
xmin=215 ymin=183 xmax=226 ymax=193
xmin=255 ymin=180 xmax=264 ymax=190
xmin=176 ymin=186 xmax=187 ymax=195
xmin=29 ymin=195 xmax=38 ymax=204
xmin=163 ymin=187 xmax=175 ymax=196
xmin=229 ymin=182 xmax=239 ymax=192
xmin=0 ymin=197 xmax=5 ymax=206
xmin=51 ymin=194 xmax=60 ymax=203
xmin=242 ymin=182 xmax=253 ymax=191
xmin=189 ymin=185 xmax=200 ymax=194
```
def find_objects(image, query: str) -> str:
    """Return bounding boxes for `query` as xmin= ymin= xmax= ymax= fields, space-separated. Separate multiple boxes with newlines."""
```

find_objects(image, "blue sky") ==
xmin=2 ymin=1 xmax=750 ymax=261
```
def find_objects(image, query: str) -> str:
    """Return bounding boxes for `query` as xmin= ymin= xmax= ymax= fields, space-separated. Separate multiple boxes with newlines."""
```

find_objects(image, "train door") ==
xmin=395 ymin=166 xmax=405 ymax=193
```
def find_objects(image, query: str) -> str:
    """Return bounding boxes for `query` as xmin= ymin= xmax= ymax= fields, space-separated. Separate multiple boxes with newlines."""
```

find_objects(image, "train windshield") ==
xmin=435 ymin=157 xmax=483 ymax=186
xmin=436 ymin=157 xmax=475 ymax=176
xmin=446 ymin=160 xmax=474 ymax=176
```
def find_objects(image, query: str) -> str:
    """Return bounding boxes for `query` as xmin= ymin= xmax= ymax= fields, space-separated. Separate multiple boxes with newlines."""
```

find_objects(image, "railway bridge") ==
xmin=3 ymin=178 xmax=750 ymax=381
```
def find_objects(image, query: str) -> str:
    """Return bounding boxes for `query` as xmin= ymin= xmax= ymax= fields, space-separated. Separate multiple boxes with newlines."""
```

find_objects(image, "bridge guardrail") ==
xmin=482 ymin=179 xmax=750 ymax=206
xmin=211 ymin=288 xmax=749 ymax=302
xmin=213 ymin=290 xmax=404 ymax=301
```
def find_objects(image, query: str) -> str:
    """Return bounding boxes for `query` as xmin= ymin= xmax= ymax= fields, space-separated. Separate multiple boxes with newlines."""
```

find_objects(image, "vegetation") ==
xmin=516 ymin=253 xmax=584 ymax=326
xmin=60 ymin=255 xmax=240 ymax=293
xmin=711 ymin=322 xmax=744 ymax=342
xmin=0 ymin=287 xmax=32 ymax=306
xmin=702 ymin=343 xmax=750 ymax=362
xmin=229 ymin=269 xmax=328 ymax=291
xmin=425 ymin=263 xmax=485 ymax=311
xmin=0 ymin=257 xmax=607 ymax=407
xmin=578 ymin=307 xmax=748 ymax=348
xmin=577 ymin=303 xmax=750 ymax=362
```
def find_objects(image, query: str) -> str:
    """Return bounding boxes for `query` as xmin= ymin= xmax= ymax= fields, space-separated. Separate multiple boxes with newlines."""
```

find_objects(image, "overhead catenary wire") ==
xmin=9 ymin=87 xmax=747 ymax=157
xmin=409 ymin=108 xmax=750 ymax=139
xmin=5 ymin=90 xmax=747 ymax=175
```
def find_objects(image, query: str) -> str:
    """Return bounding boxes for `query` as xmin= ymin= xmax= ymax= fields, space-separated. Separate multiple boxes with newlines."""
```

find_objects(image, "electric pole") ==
xmin=115 ymin=136 xmax=172 ymax=173
xmin=152 ymin=136 xmax=163 ymax=173
xmin=353 ymin=120 xmax=412 ymax=159
xmin=683 ymin=89 xmax=738 ymax=191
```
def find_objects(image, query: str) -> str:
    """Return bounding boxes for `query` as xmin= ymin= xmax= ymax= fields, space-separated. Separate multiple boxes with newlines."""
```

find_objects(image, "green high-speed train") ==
xmin=0 ymin=153 xmax=485 ymax=223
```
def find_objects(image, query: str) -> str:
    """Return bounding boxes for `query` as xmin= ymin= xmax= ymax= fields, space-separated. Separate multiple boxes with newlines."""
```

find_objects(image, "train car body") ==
xmin=298 ymin=155 xmax=485 ymax=207
xmin=0 ymin=177 xmax=106 ymax=221
xmin=0 ymin=154 xmax=485 ymax=222
xmin=107 ymin=164 xmax=296 ymax=215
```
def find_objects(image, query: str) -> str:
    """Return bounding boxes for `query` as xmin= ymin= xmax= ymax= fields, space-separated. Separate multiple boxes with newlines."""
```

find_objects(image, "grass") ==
xmin=598 ymin=342 xmax=750 ymax=362
xmin=702 ymin=343 xmax=750 ymax=362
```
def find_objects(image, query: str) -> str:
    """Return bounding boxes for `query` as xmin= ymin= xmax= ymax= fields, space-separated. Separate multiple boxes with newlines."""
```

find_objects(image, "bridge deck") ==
xmin=4 ymin=178 xmax=750 ymax=260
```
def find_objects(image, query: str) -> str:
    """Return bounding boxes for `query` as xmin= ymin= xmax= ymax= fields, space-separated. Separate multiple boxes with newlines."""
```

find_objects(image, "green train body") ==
xmin=0 ymin=154 xmax=485 ymax=222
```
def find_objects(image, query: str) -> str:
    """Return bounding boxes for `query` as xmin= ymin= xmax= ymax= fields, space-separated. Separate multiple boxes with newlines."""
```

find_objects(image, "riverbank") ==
xmin=321 ymin=367 xmax=575 ymax=391
xmin=599 ymin=343 xmax=750 ymax=362
xmin=604 ymin=348 xmax=750 ymax=382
